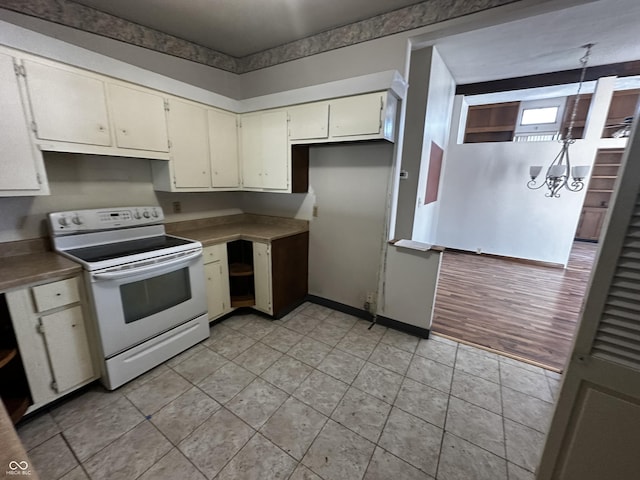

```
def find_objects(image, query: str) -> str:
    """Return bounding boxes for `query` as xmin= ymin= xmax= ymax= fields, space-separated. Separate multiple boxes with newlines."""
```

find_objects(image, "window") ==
xmin=514 ymin=97 xmax=567 ymax=136
xmin=521 ymin=106 xmax=560 ymax=125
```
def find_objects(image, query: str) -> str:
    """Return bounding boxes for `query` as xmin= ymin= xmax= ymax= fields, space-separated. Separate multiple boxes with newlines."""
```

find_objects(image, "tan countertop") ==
xmin=173 ymin=220 xmax=308 ymax=246
xmin=0 ymin=252 xmax=81 ymax=292
xmin=0 ymin=214 xmax=307 ymax=292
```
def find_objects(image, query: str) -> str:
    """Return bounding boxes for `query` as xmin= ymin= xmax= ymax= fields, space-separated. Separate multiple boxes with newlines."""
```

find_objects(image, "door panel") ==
xmin=168 ymin=99 xmax=210 ymax=188
xmin=330 ymin=92 xmax=382 ymax=137
xmin=24 ymin=59 xmax=111 ymax=146
xmin=0 ymin=53 xmax=42 ymax=192
xmin=262 ymin=111 xmax=289 ymax=189
xmin=41 ymin=306 xmax=94 ymax=393
xmin=208 ymin=109 xmax=240 ymax=188
xmin=108 ymin=84 xmax=168 ymax=152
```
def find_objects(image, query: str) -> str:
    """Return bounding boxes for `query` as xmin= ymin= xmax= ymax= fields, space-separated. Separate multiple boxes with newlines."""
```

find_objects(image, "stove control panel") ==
xmin=49 ymin=206 xmax=164 ymax=234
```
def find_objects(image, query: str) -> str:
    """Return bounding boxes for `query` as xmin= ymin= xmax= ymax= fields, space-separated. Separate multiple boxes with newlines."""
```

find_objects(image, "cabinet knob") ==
xmin=98 ymin=125 xmax=105 ymax=132
xmin=121 ymin=129 xmax=128 ymax=135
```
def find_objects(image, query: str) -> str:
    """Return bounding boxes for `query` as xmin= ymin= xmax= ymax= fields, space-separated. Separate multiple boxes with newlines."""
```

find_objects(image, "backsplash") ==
xmin=0 ymin=152 xmax=242 ymax=243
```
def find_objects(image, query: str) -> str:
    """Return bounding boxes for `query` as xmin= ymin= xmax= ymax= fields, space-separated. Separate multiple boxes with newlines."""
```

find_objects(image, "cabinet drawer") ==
xmin=203 ymin=244 xmax=227 ymax=264
xmin=32 ymin=277 xmax=80 ymax=312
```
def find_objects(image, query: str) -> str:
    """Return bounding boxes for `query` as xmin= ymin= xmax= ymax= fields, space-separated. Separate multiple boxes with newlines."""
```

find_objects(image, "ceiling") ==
xmin=66 ymin=0 xmax=640 ymax=83
xmin=72 ymin=0 xmax=423 ymax=58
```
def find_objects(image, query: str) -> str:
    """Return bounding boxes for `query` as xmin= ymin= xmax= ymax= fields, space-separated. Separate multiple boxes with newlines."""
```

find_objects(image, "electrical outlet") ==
xmin=172 ymin=201 xmax=181 ymax=213
xmin=476 ymin=247 xmax=482 ymax=254
xmin=313 ymin=205 xmax=318 ymax=217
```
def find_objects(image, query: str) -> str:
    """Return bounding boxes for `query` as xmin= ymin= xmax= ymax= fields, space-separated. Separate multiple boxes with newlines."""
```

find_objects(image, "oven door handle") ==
xmin=92 ymin=251 xmax=202 ymax=280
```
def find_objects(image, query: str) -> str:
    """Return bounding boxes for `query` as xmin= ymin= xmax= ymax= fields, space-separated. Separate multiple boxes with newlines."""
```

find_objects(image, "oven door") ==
xmin=87 ymin=248 xmax=207 ymax=358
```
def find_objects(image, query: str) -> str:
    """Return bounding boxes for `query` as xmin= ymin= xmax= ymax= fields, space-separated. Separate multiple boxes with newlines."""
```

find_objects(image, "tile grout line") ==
xmin=434 ymin=342 xmax=459 ymax=480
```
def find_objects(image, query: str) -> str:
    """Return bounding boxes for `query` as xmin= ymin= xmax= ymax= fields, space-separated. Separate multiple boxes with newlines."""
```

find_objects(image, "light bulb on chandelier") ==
xmin=527 ymin=44 xmax=594 ymax=198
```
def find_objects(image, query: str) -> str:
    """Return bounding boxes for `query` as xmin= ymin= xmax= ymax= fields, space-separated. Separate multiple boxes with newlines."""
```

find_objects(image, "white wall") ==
xmin=411 ymin=48 xmax=456 ymax=244
xmin=308 ymin=144 xmax=394 ymax=309
xmin=435 ymin=77 xmax=617 ymax=265
xmin=0 ymin=153 xmax=242 ymax=243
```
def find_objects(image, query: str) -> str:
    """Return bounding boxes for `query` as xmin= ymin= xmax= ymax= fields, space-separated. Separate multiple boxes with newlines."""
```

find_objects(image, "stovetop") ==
xmin=64 ymin=235 xmax=195 ymax=263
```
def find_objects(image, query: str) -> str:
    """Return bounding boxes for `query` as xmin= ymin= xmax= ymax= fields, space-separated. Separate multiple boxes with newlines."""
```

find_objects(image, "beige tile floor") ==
xmin=17 ymin=302 xmax=561 ymax=480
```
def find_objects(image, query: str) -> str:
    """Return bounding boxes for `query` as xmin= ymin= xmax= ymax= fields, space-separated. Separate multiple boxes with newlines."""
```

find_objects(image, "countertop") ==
xmin=172 ymin=220 xmax=309 ymax=246
xmin=0 ymin=214 xmax=307 ymax=292
xmin=0 ymin=252 xmax=81 ymax=293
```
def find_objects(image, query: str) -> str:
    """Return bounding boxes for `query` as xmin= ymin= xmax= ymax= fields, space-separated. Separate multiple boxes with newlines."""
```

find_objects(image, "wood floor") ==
xmin=431 ymin=242 xmax=598 ymax=372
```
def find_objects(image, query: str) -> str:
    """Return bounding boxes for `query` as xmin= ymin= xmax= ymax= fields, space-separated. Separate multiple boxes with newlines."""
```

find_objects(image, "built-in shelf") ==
xmin=227 ymin=240 xmax=256 ymax=309
xmin=231 ymin=294 xmax=255 ymax=308
xmin=229 ymin=263 xmax=254 ymax=277
xmin=0 ymin=348 xmax=17 ymax=369
xmin=3 ymin=396 xmax=30 ymax=424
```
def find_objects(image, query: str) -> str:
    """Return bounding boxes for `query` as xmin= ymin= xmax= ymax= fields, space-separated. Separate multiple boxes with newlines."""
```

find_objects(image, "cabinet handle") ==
xmin=55 ymin=293 xmax=61 ymax=296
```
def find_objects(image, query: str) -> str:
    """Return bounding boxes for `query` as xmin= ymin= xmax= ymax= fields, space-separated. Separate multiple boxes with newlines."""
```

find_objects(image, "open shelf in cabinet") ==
xmin=227 ymin=240 xmax=256 ymax=308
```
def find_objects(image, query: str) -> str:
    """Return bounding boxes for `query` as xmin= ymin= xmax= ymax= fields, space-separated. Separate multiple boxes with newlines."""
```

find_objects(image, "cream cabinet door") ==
xmin=40 ymin=306 xmax=95 ymax=394
xmin=205 ymin=261 xmax=225 ymax=319
xmin=288 ymin=102 xmax=329 ymax=140
xmin=203 ymin=243 xmax=231 ymax=319
xmin=330 ymin=92 xmax=383 ymax=138
xmin=240 ymin=113 xmax=263 ymax=188
xmin=167 ymin=98 xmax=211 ymax=188
xmin=253 ymin=242 xmax=272 ymax=315
xmin=0 ymin=52 xmax=46 ymax=195
xmin=262 ymin=110 xmax=289 ymax=190
xmin=208 ymin=109 xmax=240 ymax=188
xmin=108 ymin=83 xmax=169 ymax=152
xmin=23 ymin=59 xmax=111 ymax=146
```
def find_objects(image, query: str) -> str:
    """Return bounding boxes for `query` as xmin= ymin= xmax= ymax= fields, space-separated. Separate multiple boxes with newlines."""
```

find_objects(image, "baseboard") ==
xmin=375 ymin=315 xmax=430 ymax=339
xmin=306 ymin=295 xmax=430 ymax=339
xmin=305 ymin=295 xmax=374 ymax=321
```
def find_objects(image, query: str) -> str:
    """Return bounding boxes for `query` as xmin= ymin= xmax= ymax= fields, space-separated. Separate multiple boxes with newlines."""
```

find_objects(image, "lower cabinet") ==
xmin=576 ymin=207 xmax=607 ymax=241
xmin=5 ymin=275 xmax=98 ymax=411
xmin=224 ymin=233 xmax=309 ymax=319
xmin=203 ymin=244 xmax=232 ymax=320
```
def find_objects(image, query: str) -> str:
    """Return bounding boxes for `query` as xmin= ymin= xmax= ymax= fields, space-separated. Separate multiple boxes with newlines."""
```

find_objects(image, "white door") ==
xmin=0 ymin=53 xmax=44 ymax=194
xmin=40 ymin=306 xmax=95 ymax=394
xmin=253 ymin=242 xmax=272 ymax=315
xmin=330 ymin=92 xmax=382 ymax=138
xmin=167 ymin=99 xmax=211 ymax=189
xmin=23 ymin=59 xmax=111 ymax=146
xmin=108 ymin=84 xmax=169 ymax=152
xmin=208 ymin=109 xmax=240 ymax=188
xmin=537 ymin=121 xmax=640 ymax=480
xmin=240 ymin=113 xmax=263 ymax=188
xmin=205 ymin=261 xmax=225 ymax=319
xmin=261 ymin=110 xmax=289 ymax=190
xmin=289 ymin=103 xmax=329 ymax=140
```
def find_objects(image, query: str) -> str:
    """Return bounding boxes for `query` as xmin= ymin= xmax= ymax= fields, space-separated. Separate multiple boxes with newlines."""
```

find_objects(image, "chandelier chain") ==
xmin=565 ymin=44 xmax=593 ymax=142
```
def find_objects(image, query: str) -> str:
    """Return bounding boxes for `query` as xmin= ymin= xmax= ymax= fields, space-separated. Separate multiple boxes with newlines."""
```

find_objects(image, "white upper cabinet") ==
xmin=287 ymin=91 xmax=397 ymax=145
xmin=240 ymin=110 xmax=289 ymax=191
xmin=0 ymin=51 xmax=48 ymax=196
xmin=107 ymin=84 xmax=169 ymax=152
xmin=153 ymin=97 xmax=241 ymax=192
xmin=23 ymin=58 xmax=111 ymax=146
xmin=208 ymin=109 xmax=240 ymax=188
xmin=165 ymin=98 xmax=211 ymax=189
xmin=331 ymin=93 xmax=382 ymax=137
xmin=330 ymin=92 xmax=392 ymax=138
xmin=261 ymin=111 xmax=289 ymax=189
xmin=288 ymin=102 xmax=329 ymax=141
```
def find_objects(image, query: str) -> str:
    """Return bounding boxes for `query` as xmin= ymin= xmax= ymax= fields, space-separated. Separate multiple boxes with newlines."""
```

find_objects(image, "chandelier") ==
xmin=527 ymin=44 xmax=593 ymax=198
